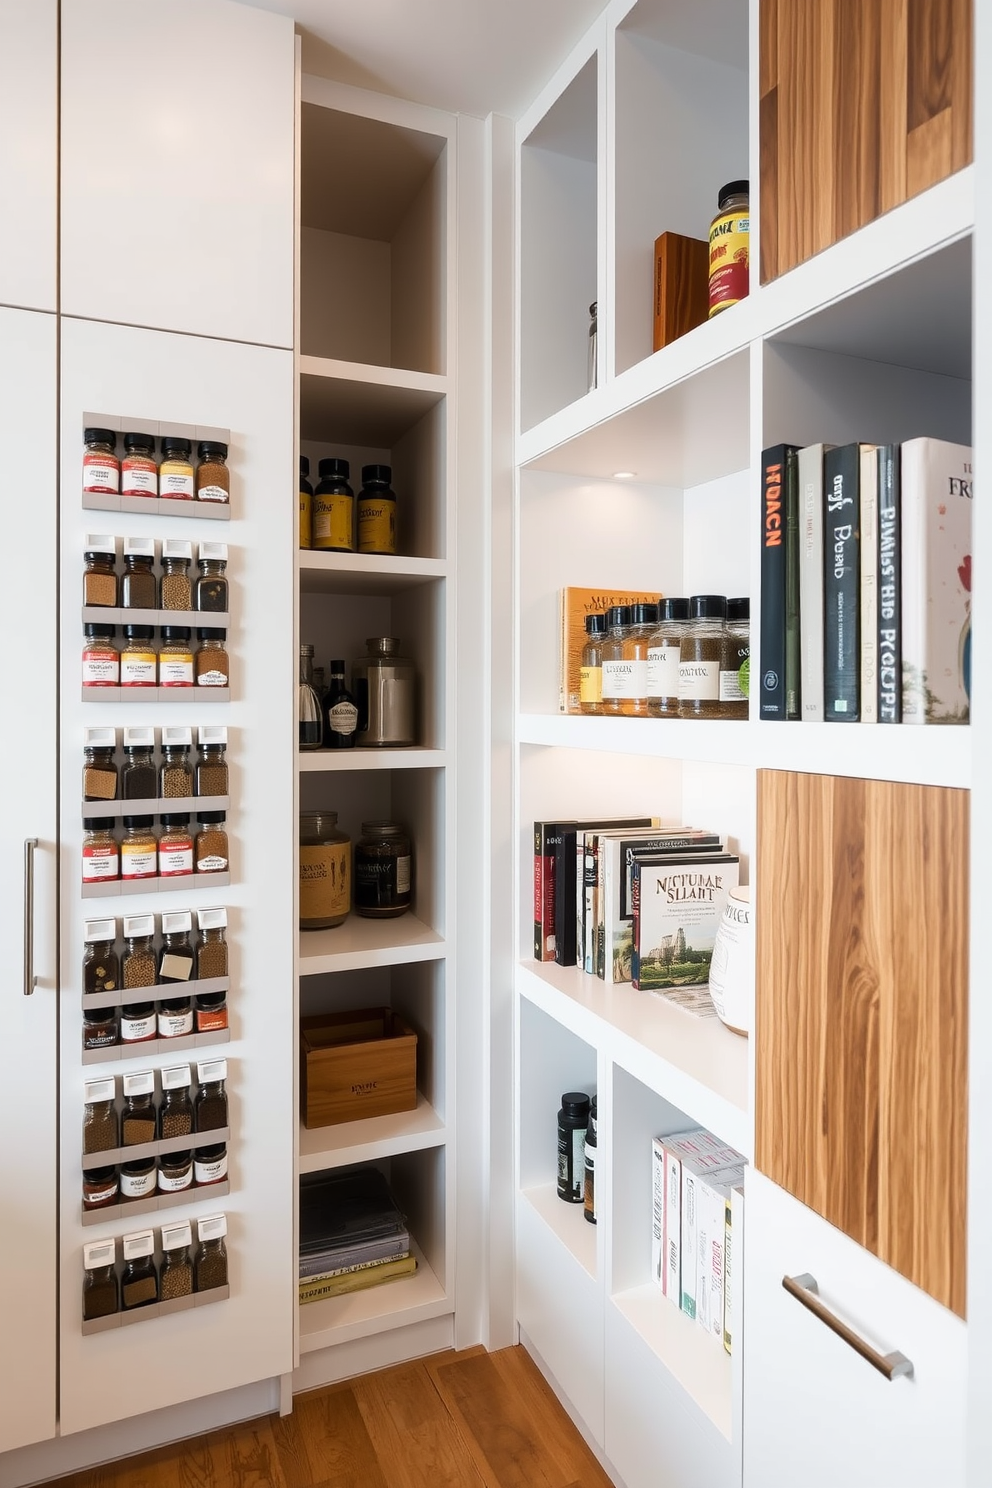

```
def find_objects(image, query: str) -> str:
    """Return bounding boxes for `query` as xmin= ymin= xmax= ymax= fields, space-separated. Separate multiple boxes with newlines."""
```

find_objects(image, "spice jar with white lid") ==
xmin=120 ymin=538 xmax=157 ymax=610
xmin=195 ymin=1059 xmax=228 ymax=1131
xmin=160 ymin=539 xmax=193 ymax=610
xmin=82 ymin=624 xmax=119 ymax=688
xmin=121 ymin=1069 xmax=156 ymax=1145
xmin=83 ymin=726 xmax=118 ymax=801
xmin=83 ymin=536 xmax=118 ymax=607
xmin=83 ymin=917 xmax=119 ymax=995
xmin=121 ymin=1230 xmax=158 ymax=1309
xmin=196 ymin=726 xmax=229 ymax=796
xmin=121 ymin=914 xmax=156 ymax=1044
xmin=121 ymin=431 xmax=157 ymax=497
xmin=160 ymin=726 xmax=193 ymax=797
xmin=159 ymin=1063 xmax=194 ymax=1138
xmin=121 ymin=726 xmax=156 ymax=799
xmin=195 ymin=542 xmax=229 ymax=613
xmin=194 ymin=1213 xmax=228 ymax=1291
xmin=196 ymin=905 xmax=228 ymax=980
xmin=159 ymin=437 xmax=195 ymax=500
xmin=120 ymin=626 xmax=157 ymax=689
xmin=195 ymin=812 xmax=228 ymax=873
xmin=83 ymin=820 xmax=119 ymax=883
xmin=83 ymin=1076 xmax=119 ymax=1154
xmin=647 ymin=598 xmax=691 ymax=718
xmin=196 ymin=628 xmax=229 ymax=688
xmin=82 ymin=428 xmax=119 ymax=494
xmin=159 ymin=910 xmax=194 ymax=984
xmin=160 ymin=1221 xmax=194 ymax=1297
xmin=82 ymin=1239 xmax=119 ymax=1320
xmin=121 ymin=816 xmax=157 ymax=880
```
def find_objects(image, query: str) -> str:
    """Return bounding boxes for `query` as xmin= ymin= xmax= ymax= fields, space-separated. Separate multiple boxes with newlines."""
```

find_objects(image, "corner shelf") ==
xmin=298 ymin=914 xmax=445 ymax=975
xmin=521 ymin=1183 xmax=596 ymax=1281
xmin=297 ymin=1239 xmax=448 ymax=1353
xmin=298 ymin=1092 xmax=446 ymax=1173
xmin=609 ymin=1284 xmax=732 ymax=1442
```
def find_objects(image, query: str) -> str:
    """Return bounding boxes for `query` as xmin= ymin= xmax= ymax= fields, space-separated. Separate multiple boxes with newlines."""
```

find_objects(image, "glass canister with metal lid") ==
xmin=352 ymin=637 xmax=417 ymax=746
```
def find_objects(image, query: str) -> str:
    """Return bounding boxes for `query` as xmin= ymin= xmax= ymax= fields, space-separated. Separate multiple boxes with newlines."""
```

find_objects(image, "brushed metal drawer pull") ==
xmin=782 ymin=1273 xmax=914 ymax=1381
xmin=23 ymin=837 xmax=38 ymax=996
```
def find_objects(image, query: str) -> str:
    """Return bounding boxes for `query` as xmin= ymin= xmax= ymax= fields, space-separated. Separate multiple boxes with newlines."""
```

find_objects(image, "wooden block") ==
xmin=652 ymin=232 xmax=708 ymax=352
xmin=300 ymin=1007 xmax=417 ymax=1128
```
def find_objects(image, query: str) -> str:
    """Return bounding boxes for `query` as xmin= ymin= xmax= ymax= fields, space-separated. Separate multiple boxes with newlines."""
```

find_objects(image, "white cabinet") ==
xmin=743 ymin=1171 xmax=966 ymax=1488
xmin=0 ymin=0 xmax=57 ymax=311
xmin=0 ymin=307 xmax=58 ymax=1453
xmin=60 ymin=0 xmax=295 ymax=348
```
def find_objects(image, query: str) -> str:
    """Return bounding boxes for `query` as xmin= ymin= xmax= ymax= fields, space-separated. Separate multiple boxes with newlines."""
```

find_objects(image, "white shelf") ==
xmin=299 ymin=356 xmax=447 ymax=447
xmin=610 ymin=1284 xmax=732 ymax=1443
xmin=298 ymin=1091 xmax=446 ymax=1172
xmin=298 ymin=550 xmax=446 ymax=595
xmin=518 ymin=713 xmax=971 ymax=789
xmin=520 ymin=1183 xmax=596 ymax=1281
xmin=298 ymin=748 xmax=445 ymax=772
xmin=298 ymin=913 xmax=445 ymax=975
xmin=518 ymin=960 xmax=750 ymax=1157
xmin=297 ymin=1238 xmax=449 ymax=1352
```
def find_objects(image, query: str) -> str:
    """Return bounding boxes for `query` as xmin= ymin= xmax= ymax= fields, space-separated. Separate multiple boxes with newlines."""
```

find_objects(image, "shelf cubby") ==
xmin=298 ymin=914 xmax=445 ymax=977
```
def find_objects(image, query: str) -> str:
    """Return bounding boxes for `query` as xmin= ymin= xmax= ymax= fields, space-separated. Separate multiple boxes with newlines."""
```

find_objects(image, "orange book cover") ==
xmin=559 ymin=587 xmax=663 ymax=713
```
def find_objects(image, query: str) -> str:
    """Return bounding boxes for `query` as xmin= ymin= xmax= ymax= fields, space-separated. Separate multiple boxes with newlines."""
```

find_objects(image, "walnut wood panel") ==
xmin=755 ymin=771 xmax=968 ymax=1316
xmin=760 ymin=0 xmax=973 ymax=282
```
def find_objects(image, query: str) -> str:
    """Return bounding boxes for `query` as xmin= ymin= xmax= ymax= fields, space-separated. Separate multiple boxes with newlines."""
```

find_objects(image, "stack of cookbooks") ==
xmin=299 ymin=1167 xmax=416 ymax=1305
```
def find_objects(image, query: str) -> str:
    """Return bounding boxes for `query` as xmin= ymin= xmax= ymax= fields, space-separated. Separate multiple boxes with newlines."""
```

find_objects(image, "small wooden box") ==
xmin=653 ymin=231 xmax=709 ymax=351
xmin=301 ymin=1008 xmax=418 ymax=1129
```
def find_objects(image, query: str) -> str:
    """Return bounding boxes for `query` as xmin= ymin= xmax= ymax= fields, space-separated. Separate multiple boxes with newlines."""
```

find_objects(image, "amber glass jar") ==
xmin=354 ymin=821 xmax=412 ymax=919
xmin=195 ymin=812 xmax=229 ymax=873
xmin=120 ymin=626 xmax=157 ymax=689
xmin=83 ymin=728 xmax=118 ymax=801
xmin=196 ymin=629 xmax=229 ymax=688
xmin=120 ymin=539 xmax=157 ymax=609
xmin=299 ymin=811 xmax=351 ymax=929
xmin=196 ymin=441 xmax=230 ymax=504
xmin=196 ymin=727 xmax=229 ymax=796
xmin=160 ymin=540 xmax=193 ymax=609
xmin=84 ymin=539 xmax=118 ymax=607
xmin=195 ymin=543 xmax=229 ymax=612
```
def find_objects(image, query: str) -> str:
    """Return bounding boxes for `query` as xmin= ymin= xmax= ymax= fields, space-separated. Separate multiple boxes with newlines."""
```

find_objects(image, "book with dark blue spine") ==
xmin=876 ymin=445 xmax=902 ymax=723
xmin=823 ymin=443 xmax=861 ymax=721
xmin=759 ymin=444 xmax=798 ymax=719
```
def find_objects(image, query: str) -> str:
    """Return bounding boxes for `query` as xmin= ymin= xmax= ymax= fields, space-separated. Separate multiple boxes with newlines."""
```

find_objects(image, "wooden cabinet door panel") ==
xmin=755 ymin=770 xmax=967 ymax=1316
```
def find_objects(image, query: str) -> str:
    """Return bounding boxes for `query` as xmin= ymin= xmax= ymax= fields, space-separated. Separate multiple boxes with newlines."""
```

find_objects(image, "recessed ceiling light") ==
xmin=612 ymin=470 xmax=636 ymax=480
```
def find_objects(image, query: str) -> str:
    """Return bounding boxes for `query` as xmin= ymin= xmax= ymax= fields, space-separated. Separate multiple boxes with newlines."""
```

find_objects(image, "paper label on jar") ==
xmin=160 ymin=845 xmax=193 ymax=876
xmin=327 ymin=700 xmax=358 ymax=735
xmin=160 ymin=952 xmax=193 ymax=981
xmin=121 ymin=654 xmax=156 ymax=686
xmin=160 ymin=659 xmax=194 ymax=686
xmin=197 ymin=854 xmax=228 ymax=872
xmin=300 ymin=842 xmax=350 ymax=921
xmin=160 ymin=471 xmax=195 ymax=499
xmin=720 ymin=669 xmax=745 ymax=702
xmin=121 ymin=462 xmax=157 ymax=495
xmin=313 ymin=494 xmax=353 ymax=550
xmin=194 ymin=1152 xmax=228 ymax=1184
xmin=122 ymin=844 xmax=157 ymax=879
xmin=83 ymin=453 xmax=119 ymax=493
xmin=120 ymin=1168 xmax=156 ymax=1197
xmin=196 ymin=1004 xmax=228 ymax=1032
xmin=197 ymin=668 xmax=228 ymax=688
xmin=157 ymin=1165 xmax=193 ymax=1192
xmin=647 ymin=645 xmax=680 ymax=698
xmin=601 ymin=659 xmax=635 ymax=699
xmin=678 ymin=658 xmax=720 ymax=701
xmin=83 ymin=844 xmax=119 ymax=880
xmin=158 ymin=1007 xmax=194 ymax=1037
xmin=396 ymin=855 xmax=411 ymax=895
xmin=579 ymin=665 xmax=602 ymax=704
xmin=120 ymin=1011 xmax=156 ymax=1041
xmin=83 ymin=1180 xmax=118 ymax=1207
xmin=197 ymin=482 xmax=228 ymax=504
xmin=82 ymin=653 xmax=119 ymax=686
xmin=626 ymin=658 xmax=648 ymax=697
xmin=357 ymin=500 xmax=396 ymax=554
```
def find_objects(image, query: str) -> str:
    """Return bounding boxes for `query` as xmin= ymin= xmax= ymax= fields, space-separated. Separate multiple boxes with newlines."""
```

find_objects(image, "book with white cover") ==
xmin=656 ymin=1130 xmax=743 ymax=1308
xmin=798 ymin=443 xmax=831 ymax=721
xmin=901 ymin=437 xmax=973 ymax=724
xmin=860 ymin=444 xmax=879 ymax=723
xmin=696 ymin=1165 xmax=745 ymax=1341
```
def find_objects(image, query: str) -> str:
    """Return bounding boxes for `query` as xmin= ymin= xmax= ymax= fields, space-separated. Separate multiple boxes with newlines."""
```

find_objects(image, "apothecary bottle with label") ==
xmin=579 ymin=613 xmax=606 ymax=714
xmin=195 ymin=543 xmax=229 ymax=613
xmin=121 ymin=432 xmax=157 ymax=497
xmin=679 ymin=595 xmax=728 ymax=718
xmin=84 ymin=537 xmax=118 ymax=607
xmin=82 ymin=429 xmax=119 ymax=495
xmin=621 ymin=603 xmax=658 ymax=717
xmin=600 ymin=606 xmax=633 ymax=716
xmin=299 ymin=811 xmax=351 ymax=929
xmin=322 ymin=660 xmax=359 ymax=748
xmin=354 ymin=821 xmax=412 ymax=919
xmin=83 ymin=727 xmax=118 ymax=801
xmin=647 ymin=598 xmax=690 ymax=717
xmin=299 ymin=643 xmax=323 ymax=750
xmin=120 ymin=538 xmax=157 ymax=610
xmin=720 ymin=596 xmax=750 ymax=719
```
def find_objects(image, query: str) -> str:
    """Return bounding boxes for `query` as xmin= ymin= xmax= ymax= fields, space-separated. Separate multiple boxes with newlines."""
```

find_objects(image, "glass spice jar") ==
xmin=121 ymin=1070 xmax=157 ymax=1145
xmin=195 ymin=542 xmax=229 ymax=613
xmin=194 ymin=1214 xmax=228 ymax=1291
xmin=195 ymin=812 xmax=229 ymax=873
xmin=313 ymin=458 xmax=354 ymax=552
xmin=83 ymin=1006 xmax=119 ymax=1053
xmin=195 ymin=1059 xmax=229 ymax=1131
xmin=119 ymin=1156 xmax=156 ymax=1202
xmin=195 ymin=989 xmax=228 ymax=1033
xmin=120 ymin=538 xmax=157 ymax=610
xmin=160 ymin=727 xmax=193 ymax=797
xmin=121 ymin=727 xmax=156 ymax=800
xmin=159 ymin=910 xmax=195 ymax=983
xmin=120 ymin=1001 xmax=156 ymax=1044
xmin=196 ymin=628 xmax=229 ymax=688
xmin=121 ymin=913 xmax=157 ymax=991
xmin=121 ymin=431 xmax=158 ymax=497
xmin=195 ymin=906 xmax=228 ymax=979
xmin=157 ymin=989 xmax=194 ymax=1040
xmin=83 ymin=727 xmax=118 ymax=801
xmin=82 ymin=820 xmax=119 ymax=884
xmin=159 ymin=627 xmax=194 ymax=689
xmin=120 ymin=625 xmax=157 ymax=689
xmin=599 ymin=605 xmax=633 ymax=716
xmin=82 ymin=428 xmax=120 ymax=495
xmin=82 ymin=624 xmax=119 ymax=689
xmin=83 ymin=537 xmax=118 ymax=607
xmin=196 ymin=441 xmax=230 ymax=504
xmin=679 ymin=595 xmax=729 ymax=719
xmin=83 ymin=1078 xmax=119 ymax=1154
xmin=579 ymin=613 xmax=607 ymax=714
xmin=194 ymin=1143 xmax=228 ymax=1187
xmin=160 ymin=1222 xmax=194 ymax=1298
xmin=299 ymin=811 xmax=351 ymax=929
xmin=121 ymin=1231 xmax=158 ymax=1308
xmin=357 ymin=464 xmax=397 ymax=555
xmin=82 ymin=1240 xmax=119 ymax=1320
xmin=159 ymin=814 xmax=193 ymax=878
xmin=83 ymin=918 xmax=119 ymax=995
xmin=647 ymin=598 xmax=691 ymax=718
xmin=157 ymin=1150 xmax=193 ymax=1193
xmin=121 ymin=816 xmax=157 ymax=881
xmin=83 ymin=1166 xmax=119 ymax=1212
xmin=720 ymin=596 xmax=750 ymax=720
xmin=159 ymin=1065 xmax=194 ymax=1138
xmin=620 ymin=603 xmax=659 ymax=718
xmin=354 ymin=821 xmax=412 ymax=919
xmin=196 ymin=726 xmax=229 ymax=796
xmin=160 ymin=539 xmax=193 ymax=610
xmin=159 ymin=436 xmax=195 ymax=501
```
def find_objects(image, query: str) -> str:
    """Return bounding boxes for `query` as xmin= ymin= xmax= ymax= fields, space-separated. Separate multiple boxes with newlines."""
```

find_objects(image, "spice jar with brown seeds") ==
xmin=83 ymin=1077 xmax=118 ymax=1154
xmin=160 ymin=539 xmax=193 ymax=610
xmin=196 ymin=812 xmax=229 ymax=873
xmin=82 ymin=1166 xmax=119 ymax=1211
xmin=196 ymin=628 xmax=229 ymax=688
xmin=121 ymin=815 xmax=157 ymax=881
xmin=160 ymin=1221 xmax=194 ymax=1298
xmin=121 ymin=1069 xmax=156 ymax=1146
xmin=679 ymin=595 xmax=729 ymax=719
xmin=158 ymin=1063 xmax=194 ymax=1139
xmin=121 ymin=1230 xmax=158 ymax=1309
xmin=196 ymin=441 xmax=230 ymax=504
xmin=121 ymin=727 xmax=157 ymax=800
xmin=196 ymin=726 xmax=229 ymax=796
xmin=83 ymin=537 xmax=118 ymax=607
xmin=194 ymin=1213 xmax=228 ymax=1291
xmin=159 ymin=726 xmax=193 ymax=797
xmin=120 ymin=625 xmax=157 ymax=690
xmin=82 ymin=1239 xmax=119 ymax=1320
xmin=83 ymin=727 xmax=118 ymax=801
xmin=159 ymin=814 xmax=193 ymax=878
xmin=121 ymin=431 xmax=157 ymax=497
xmin=196 ymin=906 xmax=229 ymax=980
xmin=157 ymin=1149 xmax=193 ymax=1194
xmin=121 ymin=913 xmax=157 ymax=990
xmin=195 ymin=1059 xmax=228 ymax=1131
xmin=120 ymin=537 xmax=157 ymax=610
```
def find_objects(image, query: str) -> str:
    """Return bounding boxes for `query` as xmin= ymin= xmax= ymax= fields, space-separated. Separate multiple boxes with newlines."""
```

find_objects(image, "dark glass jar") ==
xmin=121 ymin=1071 xmax=157 ymax=1145
xmin=82 ymin=1240 xmax=119 ymax=1320
xmin=121 ymin=729 xmax=157 ymax=800
xmin=558 ymin=1091 xmax=591 ymax=1203
xmin=120 ymin=538 xmax=157 ymax=610
xmin=159 ymin=1076 xmax=194 ymax=1140
xmin=354 ymin=821 xmax=412 ymax=919
xmin=313 ymin=457 xmax=354 ymax=552
xmin=194 ymin=1215 xmax=228 ymax=1290
xmin=83 ymin=1079 xmax=119 ymax=1154
xmin=195 ymin=1059 xmax=229 ymax=1131
xmin=196 ymin=727 xmax=229 ymax=796
xmin=83 ymin=538 xmax=118 ymax=607
xmin=82 ymin=1166 xmax=119 ymax=1211
xmin=193 ymin=1142 xmax=228 ymax=1187
xmin=83 ymin=727 xmax=118 ymax=801
xmin=357 ymin=464 xmax=397 ymax=555
xmin=83 ymin=918 xmax=119 ymax=995
xmin=83 ymin=1006 xmax=119 ymax=1052
xmin=195 ymin=906 xmax=229 ymax=979
xmin=195 ymin=542 xmax=229 ymax=612
xmin=121 ymin=1235 xmax=158 ymax=1308
xmin=119 ymin=1155 xmax=157 ymax=1202
xmin=157 ymin=1149 xmax=193 ymax=1194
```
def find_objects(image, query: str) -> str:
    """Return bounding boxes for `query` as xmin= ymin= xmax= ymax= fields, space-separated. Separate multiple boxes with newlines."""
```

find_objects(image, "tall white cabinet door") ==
xmin=0 ymin=0 xmax=57 ymax=311
xmin=0 ymin=308 xmax=58 ymax=1450
xmin=59 ymin=317 xmax=295 ymax=1433
xmin=60 ymin=0 xmax=294 ymax=348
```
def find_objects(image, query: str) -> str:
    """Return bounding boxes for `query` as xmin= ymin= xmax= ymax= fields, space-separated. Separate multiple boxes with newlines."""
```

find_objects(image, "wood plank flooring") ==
xmin=47 ymin=1347 xmax=614 ymax=1488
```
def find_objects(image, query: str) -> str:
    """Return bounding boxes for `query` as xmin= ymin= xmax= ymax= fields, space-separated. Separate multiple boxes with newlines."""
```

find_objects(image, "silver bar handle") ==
xmin=782 ymin=1272 xmax=913 ymax=1381
xmin=23 ymin=838 xmax=38 ymax=996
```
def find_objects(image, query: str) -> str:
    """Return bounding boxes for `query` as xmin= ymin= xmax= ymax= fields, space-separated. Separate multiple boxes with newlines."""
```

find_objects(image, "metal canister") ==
xmin=352 ymin=637 xmax=417 ymax=746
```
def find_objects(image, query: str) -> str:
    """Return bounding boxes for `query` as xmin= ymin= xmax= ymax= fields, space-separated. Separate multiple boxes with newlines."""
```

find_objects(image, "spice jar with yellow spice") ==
xmin=159 ymin=437 xmax=195 ymax=501
xmin=299 ymin=811 xmax=350 ymax=929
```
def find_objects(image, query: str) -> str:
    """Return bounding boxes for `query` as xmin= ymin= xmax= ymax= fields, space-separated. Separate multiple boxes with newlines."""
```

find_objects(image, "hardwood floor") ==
xmin=47 ymin=1347 xmax=614 ymax=1488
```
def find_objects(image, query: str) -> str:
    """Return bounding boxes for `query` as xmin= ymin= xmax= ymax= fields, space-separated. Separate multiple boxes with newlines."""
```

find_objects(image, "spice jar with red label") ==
xmin=83 ymin=1166 xmax=119 ymax=1212
xmin=121 ymin=431 xmax=157 ymax=497
xmin=83 ymin=428 xmax=120 ymax=495
xmin=82 ymin=820 xmax=119 ymax=885
xmin=120 ymin=626 xmax=157 ymax=689
xmin=82 ymin=625 xmax=119 ymax=689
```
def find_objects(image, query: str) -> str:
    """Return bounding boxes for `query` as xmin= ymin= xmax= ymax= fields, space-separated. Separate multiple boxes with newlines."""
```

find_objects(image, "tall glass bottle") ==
xmin=322 ymin=659 xmax=359 ymax=750
xmin=299 ymin=643 xmax=323 ymax=750
xmin=579 ymin=614 xmax=606 ymax=715
xmin=620 ymin=602 xmax=658 ymax=717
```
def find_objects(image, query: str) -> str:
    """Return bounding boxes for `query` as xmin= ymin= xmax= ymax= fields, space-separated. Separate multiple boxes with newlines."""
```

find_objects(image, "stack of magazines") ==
xmin=299 ymin=1167 xmax=416 ymax=1305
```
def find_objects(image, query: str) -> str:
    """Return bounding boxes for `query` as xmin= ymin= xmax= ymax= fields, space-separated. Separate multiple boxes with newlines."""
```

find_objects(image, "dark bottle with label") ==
xmin=584 ymin=1095 xmax=597 ymax=1224
xmin=557 ymin=1091 xmax=591 ymax=1204
xmin=322 ymin=658 xmax=359 ymax=749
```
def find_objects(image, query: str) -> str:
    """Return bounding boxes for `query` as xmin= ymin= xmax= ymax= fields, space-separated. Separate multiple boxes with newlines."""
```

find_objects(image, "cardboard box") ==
xmin=300 ymin=1008 xmax=417 ymax=1129
xmin=653 ymin=232 xmax=709 ymax=352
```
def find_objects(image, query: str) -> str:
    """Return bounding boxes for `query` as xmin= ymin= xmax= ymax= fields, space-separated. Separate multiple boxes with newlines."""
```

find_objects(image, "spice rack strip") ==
xmin=82 ymin=1028 xmax=229 ymax=1066
xmin=81 ymin=1179 xmax=231 ymax=1228
xmin=81 ymin=1284 xmax=230 ymax=1334
xmin=82 ymin=1126 xmax=231 ymax=1172
xmin=82 ymin=494 xmax=232 ymax=522
xmin=82 ymin=872 xmax=231 ymax=900
xmin=81 ymin=796 xmax=230 ymax=822
xmin=83 ymin=975 xmax=230 ymax=1013
xmin=81 ymin=688 xmax=231 ymax=704
xmin=82 ymin=415 xmax=232 ymax=442
xmin=81 ymin=608 xmax=230 ymax=627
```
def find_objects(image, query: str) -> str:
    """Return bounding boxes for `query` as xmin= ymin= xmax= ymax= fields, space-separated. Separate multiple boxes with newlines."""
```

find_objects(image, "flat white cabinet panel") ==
xmin=0 ymin=0 xmax=57 ymax=310
xmin=59 ymin=317 xmax=295 ymax=1433
xmin=743 ymin=1171 xmax=966 ymax=1488
xmin=0 ymin=308 xmax=57 ymax=1450
xmin=61 ymin=0 xmax=294 ymax=348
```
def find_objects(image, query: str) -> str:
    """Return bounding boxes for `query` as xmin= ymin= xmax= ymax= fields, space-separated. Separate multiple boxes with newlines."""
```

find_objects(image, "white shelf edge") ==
xmin=298 ymin=913 xmax=446 ymax=975
xmin=299 ymin=355 xmax=449 ymax=399
xmin=298 ymin=1091 xmax=447 ymax=1172
xmin=520 ymin=1183 xmax=597 ymax=1281
xmin=610 ymin=1283 xmax=733 ymax=1443
xmin=297 ymin=1239 xmax=449 ymax=1352
xmin=297 ymin=748 xmax=446 ymax=773
xmin=296 ymin=551 xmax=447 ymax=581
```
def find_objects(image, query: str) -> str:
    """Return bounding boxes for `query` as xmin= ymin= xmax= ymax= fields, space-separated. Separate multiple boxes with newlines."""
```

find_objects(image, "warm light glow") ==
xmin=612 ymin=470 xmax=636 ymax=480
